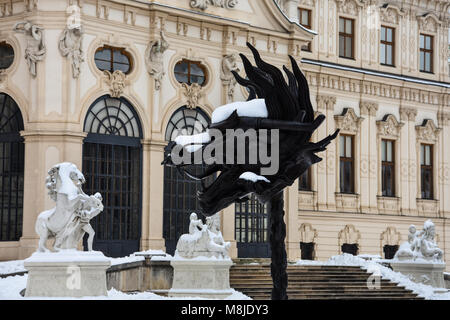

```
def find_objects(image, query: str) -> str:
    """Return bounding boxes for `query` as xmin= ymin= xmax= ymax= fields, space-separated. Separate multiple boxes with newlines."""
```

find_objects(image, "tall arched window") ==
xmin=0 ymin=93 xmax=24 ymax=241
xmin=163 ymin=106 xmax=210 ymax=255
xmin=82 ymin=95 xmax=142 ymax=257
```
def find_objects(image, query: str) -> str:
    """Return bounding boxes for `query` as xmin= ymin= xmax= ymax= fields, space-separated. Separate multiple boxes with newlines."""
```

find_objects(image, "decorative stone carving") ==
xmin=299 ymin=223 xmax=318 ymax=243
xmin=220 ymin=53 xmax=240 ymax=103
xmin=103 ymin=70 xmax=128 ymax=98
xmin=334 ymin=108 xmax=363 ymax=133
xmin=399 ymin=107 xmax=417 ymax=122
xmin=377 ymin=114 xmax=403 ymax=138
xmin=335 ymin=0 xmax=361 ymax=16
xmin=13 ymin=21 xmax=46 ymax=77
xmin=176 ymin=213 xmax=231 ymax=259
xmin=145 ymin=30 xmax=169 ymax=90
xmin=391 ymin=220 xmax=446 ymax=289
xmin=381 ymin=227 xmax=401 ymax=246
xmin=0 ymin=69 xmax=6 ymax=84
xmin=182 ymin=82 xmax=202 ymax=109
xmin=338 ymin=224 xmax=361 ymax=247
xmin=316 ymin=95 xmax=336 ymax=111
xmin=359 ymin=101 xmax=378 ymax=116
xmin=380 ymin=4 xmax=404 ymax=24
xmin=59 ymin=24 xmax=84 ymax=78
xmin=190 ymin=0 xmax=238 ymax=10
xmin=416 ymin=119 xmax=440 ymax=143
xmin=377 ymin=196 xmax=400 ymax=214
xmin=394 ymin=221 xmax=443 ymax=262
xmin=35 ymin=163 xmax=104 ymax=252
xmin=418 ymin=13 xmax=441 ymax=33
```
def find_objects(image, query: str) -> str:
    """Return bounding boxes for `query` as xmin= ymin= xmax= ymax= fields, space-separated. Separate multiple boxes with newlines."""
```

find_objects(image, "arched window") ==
xmin=94 ymin=46 xmax=132 ymax=74
xmin=0 ymin=93 xmax=24 ymax=241
xmin=235 ymin=194 xmax=270 ymax=258
xmin=0 ymin=42 xmax=14 ymax=69
xmin=163 ymin=106 xmax=210 ymax=255
xmin=174 ymin=59 xmax=207 ymax=86
xmin=82 ymin=95 xmax=142 ymax=257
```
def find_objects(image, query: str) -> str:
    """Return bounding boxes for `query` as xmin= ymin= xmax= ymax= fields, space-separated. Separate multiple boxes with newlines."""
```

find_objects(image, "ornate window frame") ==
xmin=417 ymin=13 xmax=441 ymax=75
xmin=415 ymin=119 xmax=440 ymax=217
xmin=334 ymin=108 xmax=363 ymax=212
xmin=338 ymin=224 xmax=361 ymax=254
xmin=376 ymin=114 xmax=403 ymax=214
xmin=380 ymin=226 xmax=401 ymax=258
xmin=335 ymin=0 xmax=362 ymax=65
xmin=299 ymin=223 xmax=318 ymax=260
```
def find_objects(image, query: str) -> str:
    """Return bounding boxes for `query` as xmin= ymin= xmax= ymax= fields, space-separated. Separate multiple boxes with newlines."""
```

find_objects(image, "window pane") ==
xmin=339 ymin=36 xmax=345 ymax=57
xmin=345 ymin=37 xmax=352 ymax=58
xmin=190 ymin=63 xmax=205 ymax=77
xmin=425 ymin=145 xmax=431 ymax=166
xmin=339 ymin=18 xmax=345 ymax=33
xmin=346 ymin=19 xmax=352 ymax=34
xmin=380 ymin=44 xmax=386 ymax=64
xmin=95 ymin=48 xmax=111 ymax=61
xmin=380 ymin=27 xmax=386 ymax=41
xmin=113 ymin=51 xmax=130 ymax=64
xmin=425 ymin=52 xmax=431 ymax=72
xmin=386 ymin=45 xmax=392 ymax=65
xmin=346 ymin=136 xmax=352 ymax=157
xmin=113 ymin=63 xmax=130 ymax=74
xmin=387 ymin=141 xmax=392 ymax=162
xmin=302 ymin=10 xmax=309 ymax=25
xmin=425 ymin=36 xmax=431 ymax=50
xmin=340 ymin=135 xmax=345 ymax=157
xmin=420 ymin=145 xmax=425 ymax=165
xmin=381 ymin=140 xmax=386 ymax=161
xmin=386 ymin=28 xmax=392 ymax=42
xmin=420 ymin=35 xmax=424 ymax=49
xmin=420 ymin=51 xmax=425 ymax=71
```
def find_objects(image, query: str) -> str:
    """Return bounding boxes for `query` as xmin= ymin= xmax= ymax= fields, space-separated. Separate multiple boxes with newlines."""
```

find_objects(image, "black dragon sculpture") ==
xmin=162 ymin=43 xmax=339 ymax=300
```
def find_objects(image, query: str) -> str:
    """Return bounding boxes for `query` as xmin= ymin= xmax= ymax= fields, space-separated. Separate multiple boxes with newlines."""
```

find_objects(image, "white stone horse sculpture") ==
xmin=35 ymin=163 xmax=104 ymax=252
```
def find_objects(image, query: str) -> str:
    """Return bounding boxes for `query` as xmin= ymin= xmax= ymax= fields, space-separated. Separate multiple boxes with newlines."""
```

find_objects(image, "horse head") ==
xmin=45 ymin=162 xmax=85 ymax=202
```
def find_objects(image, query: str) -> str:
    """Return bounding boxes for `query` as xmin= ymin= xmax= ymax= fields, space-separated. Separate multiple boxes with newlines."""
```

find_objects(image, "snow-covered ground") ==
xmin=296 ymin=254 xmax=450 ymax=300
xmin=0 ymin=274 xmax=250 ymax=300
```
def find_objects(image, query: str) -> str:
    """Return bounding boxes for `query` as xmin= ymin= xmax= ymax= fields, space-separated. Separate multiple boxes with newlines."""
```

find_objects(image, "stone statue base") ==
xmin=391 ymin=260 xmax=446 ymax=289
xmin=169 ymin=257 xmax=233 ymax=299
xmin=24 ymin=250 xmax=111 ymax=297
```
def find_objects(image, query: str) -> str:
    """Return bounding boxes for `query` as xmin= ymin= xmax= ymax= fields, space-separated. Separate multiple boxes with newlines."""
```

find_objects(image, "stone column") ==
xmin=284 ymin=181 xmax=300 ymax=261
xmin=18 ymin=130 xmax=86 ymax=259
xmin=360 ymin=101 xmax=378 ymax=213
xmin=399 ymin=107 xmax=417 ymax=215
xmin=142 ymin=140 xmax=167 ymax=251
xmin=222 ymin=204 xmax=238 ymax=259
xmin=316 ymin=95 xmax=336 ymax=211
xmin=438 ymin=111 xmax=450 ymax=217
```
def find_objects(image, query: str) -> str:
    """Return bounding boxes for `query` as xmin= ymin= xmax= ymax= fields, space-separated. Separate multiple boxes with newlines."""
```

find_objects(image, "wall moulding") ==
xmin=334 ymin=108 xmax=363 ymax=134
xmin=376 ymin=114 xmax=404 ymax=138
xmin=415 ymin=119 xmax=440 ymax=144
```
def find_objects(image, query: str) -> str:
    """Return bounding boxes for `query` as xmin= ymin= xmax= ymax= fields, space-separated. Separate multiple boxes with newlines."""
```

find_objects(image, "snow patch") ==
xmin=211 ymin=99 xmax=268 ymax=124
xmin=0 ymin=260 xmax=26 ymax=275
xmin=239 ymin=172 xmax=270 ymax=183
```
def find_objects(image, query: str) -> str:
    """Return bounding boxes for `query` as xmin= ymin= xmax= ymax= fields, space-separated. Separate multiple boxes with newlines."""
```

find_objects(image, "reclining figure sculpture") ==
xmin=163 ymin=43 xmax=339 ymax=299
xmin=394 ymin=220 xmax=443 ymax=262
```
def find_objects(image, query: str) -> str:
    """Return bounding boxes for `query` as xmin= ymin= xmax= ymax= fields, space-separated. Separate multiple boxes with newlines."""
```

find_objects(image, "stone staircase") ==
xmin=230 ymin=261 xmax=423 ymax=300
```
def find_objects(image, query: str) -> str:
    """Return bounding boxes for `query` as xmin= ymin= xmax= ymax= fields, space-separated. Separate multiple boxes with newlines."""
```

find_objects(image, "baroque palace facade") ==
xmin=0 ymin=0 xmax=449 ymax=268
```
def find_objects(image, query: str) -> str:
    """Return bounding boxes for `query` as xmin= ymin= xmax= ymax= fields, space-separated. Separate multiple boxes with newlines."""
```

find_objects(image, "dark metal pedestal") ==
xmin=267 ymin=191 xmax=288 ymax=300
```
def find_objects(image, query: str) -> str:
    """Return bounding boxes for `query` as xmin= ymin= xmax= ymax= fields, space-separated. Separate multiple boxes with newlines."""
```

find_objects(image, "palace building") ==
xmin=0 ymin=0 xmax=449 ymax=269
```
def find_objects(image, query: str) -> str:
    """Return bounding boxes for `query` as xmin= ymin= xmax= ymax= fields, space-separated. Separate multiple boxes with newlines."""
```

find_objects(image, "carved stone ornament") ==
xmin=338 ymin=224 xmax=361 ymax=246
xmin=334 ymin=108 xmax=363 ymax=133
xmin=220 ymin=53 xmax=240 ymax=103
xmin=380 ymin=4 xmax=404 ymax=24
xmin=335 ymin=0 xmax=361 ymax=16
xmin=175 ymin=212 xmax=231 ymax=259
xmin=299 ymin=223 xmax=318 ymax=243
xmin=103 ymin=70 xmax=128 ymax=98
xmin=190 ymin=0 xmax=238 ymax=10
xmin=0 ymin=69 xmax=6 ymax=84
xmin=416 ymin=119 xmax=440 ymax=143
xmin=418 ymin=13 xmax=441 ymax=33
xmin=182 ymin=82 xmax=202 ymax=109
xmin=394 ymin=220 xmax=443 ymax=262
xmin=13 ymin=21 xmax=46 ymax=77
xmin=35 ymin=163 xmax=104 ymax=252
xmin=377 ymin=114 xmax=403 ymax=138
xmin=59 ymin=24 xmax=84 ymax=78
xmin=381 ymin=227 xmax=401 ymax=246
xmin=145 ymin=30 xmax=169 ymax=90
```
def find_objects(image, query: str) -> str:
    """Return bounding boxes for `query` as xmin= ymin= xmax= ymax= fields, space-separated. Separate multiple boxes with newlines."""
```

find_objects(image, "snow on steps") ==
xmin=230 ymin=263 xmax=422 ymax=300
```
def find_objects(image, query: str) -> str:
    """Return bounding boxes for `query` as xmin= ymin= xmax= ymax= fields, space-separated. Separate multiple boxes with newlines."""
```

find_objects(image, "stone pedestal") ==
xmin=169 ymin=258 xmax=233 ymax=299
xmin=391 ymin=261 xmax=446 ymax=288
xmin=24 ymin=250 xmax=111 ymax=297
